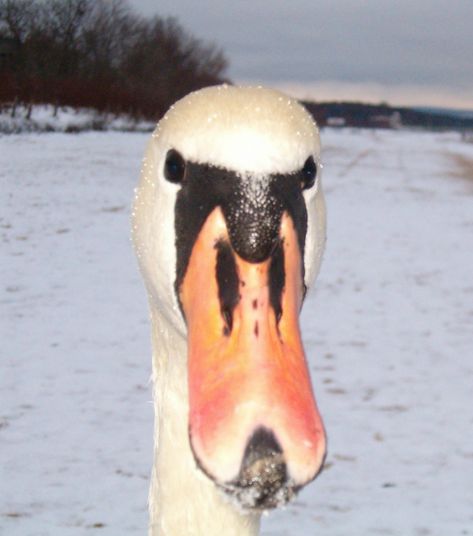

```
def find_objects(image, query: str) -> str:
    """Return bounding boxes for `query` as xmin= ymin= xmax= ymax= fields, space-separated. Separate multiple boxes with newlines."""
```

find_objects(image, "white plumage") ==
xmin=132 ymin=85 xmax=326 ymax=536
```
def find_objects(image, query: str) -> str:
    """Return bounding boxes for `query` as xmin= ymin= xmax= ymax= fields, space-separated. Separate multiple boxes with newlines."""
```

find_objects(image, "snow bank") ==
xmin=0 ymin=104 xmax=155 ymax=134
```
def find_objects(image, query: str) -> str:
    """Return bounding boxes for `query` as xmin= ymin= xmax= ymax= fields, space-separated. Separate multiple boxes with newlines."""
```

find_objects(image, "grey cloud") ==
xmin=128 ymin=0 xmax=473 ymax=91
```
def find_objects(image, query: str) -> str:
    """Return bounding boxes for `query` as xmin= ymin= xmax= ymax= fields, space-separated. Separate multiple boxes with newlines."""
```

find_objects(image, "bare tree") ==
xmin=0 ymin=0 xmax=229 ymax=118
xmin=81 ymin=0 xmax=136 ymax=78
xmin=0 ymin=0 xmax=41 ymax=44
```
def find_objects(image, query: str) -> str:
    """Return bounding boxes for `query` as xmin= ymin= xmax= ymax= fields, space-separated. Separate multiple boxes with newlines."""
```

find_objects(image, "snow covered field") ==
xmin=2 ymin=128 xmax=473 ymax=535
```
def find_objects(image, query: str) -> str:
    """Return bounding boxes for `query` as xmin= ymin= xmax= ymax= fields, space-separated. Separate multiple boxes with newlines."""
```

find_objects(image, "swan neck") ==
xmin=148 ymin=308 xmax=261 ymax=536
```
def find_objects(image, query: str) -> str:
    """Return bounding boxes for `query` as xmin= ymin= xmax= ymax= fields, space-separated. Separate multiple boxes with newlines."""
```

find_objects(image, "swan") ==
xmin=132 ymin=85 xmax=327 ymax=536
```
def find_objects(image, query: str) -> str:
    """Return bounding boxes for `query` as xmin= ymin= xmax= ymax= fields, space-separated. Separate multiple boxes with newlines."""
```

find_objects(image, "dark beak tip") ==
xmin=219 ymin=426 xmax=297 ymax=511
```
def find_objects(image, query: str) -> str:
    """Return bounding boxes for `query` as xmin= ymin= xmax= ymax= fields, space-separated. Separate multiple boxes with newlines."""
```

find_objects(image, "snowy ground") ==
xmin=1 ymin=128 xmax=473 ymax=536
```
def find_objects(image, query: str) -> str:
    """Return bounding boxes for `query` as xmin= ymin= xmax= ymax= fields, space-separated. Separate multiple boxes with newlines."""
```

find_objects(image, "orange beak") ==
xmin=180 ymin=206 xmax=325 ymax=509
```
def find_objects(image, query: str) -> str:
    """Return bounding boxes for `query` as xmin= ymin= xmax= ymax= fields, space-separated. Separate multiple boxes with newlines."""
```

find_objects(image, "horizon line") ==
xmin=235 ymin=80 xmax=473 ymax=112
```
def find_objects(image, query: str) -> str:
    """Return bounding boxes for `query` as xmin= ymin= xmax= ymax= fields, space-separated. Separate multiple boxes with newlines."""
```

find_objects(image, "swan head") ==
xmin=133 ymin=85 xmax=327 ymax=511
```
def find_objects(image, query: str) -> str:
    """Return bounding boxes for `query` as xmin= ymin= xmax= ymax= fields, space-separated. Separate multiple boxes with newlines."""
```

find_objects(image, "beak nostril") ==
xmin=215 ymin=240 xmax=240 ymax=336
xmin=222 ymin=307 xmax=232 ymax=335
xmin=269 ymin=239 xmax=285 ymax=326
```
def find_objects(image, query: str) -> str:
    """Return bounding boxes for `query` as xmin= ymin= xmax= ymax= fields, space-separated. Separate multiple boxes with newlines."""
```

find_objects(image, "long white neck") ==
xmin=148 ymin=307 xmax=261 ymax=536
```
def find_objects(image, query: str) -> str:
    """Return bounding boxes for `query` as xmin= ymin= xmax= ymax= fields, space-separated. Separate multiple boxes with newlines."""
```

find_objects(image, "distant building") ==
xmin=371 ymin=111 xmax=402 ymax=129
xmin=326 ymin=117 xmax=346 ymax=127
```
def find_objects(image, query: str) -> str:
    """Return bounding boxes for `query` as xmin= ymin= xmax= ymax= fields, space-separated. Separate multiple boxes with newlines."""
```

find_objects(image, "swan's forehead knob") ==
xmin=223 ymin=178 xmax=283 ymax=263
xmin=154 ymin=85 xmax=320 ymax=175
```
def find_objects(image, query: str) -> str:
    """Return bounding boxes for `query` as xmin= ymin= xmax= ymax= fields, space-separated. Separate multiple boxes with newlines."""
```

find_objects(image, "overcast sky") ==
xmin=128 ymin=0 xmax=473 ymax=109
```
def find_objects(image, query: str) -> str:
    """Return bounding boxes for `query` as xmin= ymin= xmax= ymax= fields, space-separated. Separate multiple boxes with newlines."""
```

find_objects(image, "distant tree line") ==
xmin=0 ymin=0 xmax=228 ymax=119
xmin=302 ymin=100 xmax=473 ymax=131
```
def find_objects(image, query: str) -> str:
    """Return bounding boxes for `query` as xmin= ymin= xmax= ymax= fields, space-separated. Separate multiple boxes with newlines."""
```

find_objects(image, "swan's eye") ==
xmin=301 ymin=156 xmax=317 ymax=190
xmin=164 ymin=149 xmax=186 ymax=183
